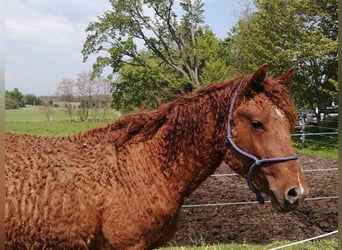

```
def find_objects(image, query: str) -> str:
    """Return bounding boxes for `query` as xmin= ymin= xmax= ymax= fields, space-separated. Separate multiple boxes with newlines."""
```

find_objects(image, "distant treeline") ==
xmin=5 ymin=88 xmax=42 ymax=109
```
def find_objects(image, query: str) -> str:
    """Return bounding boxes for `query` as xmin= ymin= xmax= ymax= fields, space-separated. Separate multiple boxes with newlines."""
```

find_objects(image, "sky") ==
xmin=5 ymin=0 xmax=245 ymax=96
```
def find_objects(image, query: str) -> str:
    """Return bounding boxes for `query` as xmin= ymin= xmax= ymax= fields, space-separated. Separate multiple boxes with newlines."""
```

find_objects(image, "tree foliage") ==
xmin=83 ymin=0 xmax=203 ymax=87
xmin=230 ymin=0 xmax=337 ymax=109
xmin=5 ymin=88 xmax=25 ymax=109
xmin=82 ymin=0 xmax=232 ymax=109
xmin=6 ymin=88 xmax=41 ymax=109
xmin=24 ymin=94 xmax=41 ymax=106
xmin=111 ymin=28 xmax=232 ymax=110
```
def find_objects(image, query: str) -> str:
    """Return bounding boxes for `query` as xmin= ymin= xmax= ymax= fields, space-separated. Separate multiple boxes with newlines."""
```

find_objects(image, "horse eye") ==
xmin=251 ymin=120 xmax=264 ymax=130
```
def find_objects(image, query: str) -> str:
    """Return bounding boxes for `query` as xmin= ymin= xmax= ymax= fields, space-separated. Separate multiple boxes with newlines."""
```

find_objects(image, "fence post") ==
xmin=300 ymin=108 xmax=305 ymax=148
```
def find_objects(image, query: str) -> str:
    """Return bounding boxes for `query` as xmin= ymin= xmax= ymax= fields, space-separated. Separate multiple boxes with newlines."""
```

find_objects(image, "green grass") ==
xmin=292 ymin=126 xmax=338 ymax=160
xmin=5 ymin=106 xmax=120 ymax=122
xmin=159 ymin=238 xmax=337 ymax=250
xmin=295 ymin=147 xmax=338 ymax=161
xmin=5 ymin=107 xmax=68 ymax=122
xmin=5 ymin=107 xmax=121 ymax=136
xmin=5 ymin=121 xmax=111 ymax=137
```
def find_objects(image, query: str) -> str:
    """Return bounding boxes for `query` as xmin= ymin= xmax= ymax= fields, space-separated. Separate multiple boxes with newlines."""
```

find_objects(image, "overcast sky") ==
xmin=5 ymin=0 xmax=244 ymax=96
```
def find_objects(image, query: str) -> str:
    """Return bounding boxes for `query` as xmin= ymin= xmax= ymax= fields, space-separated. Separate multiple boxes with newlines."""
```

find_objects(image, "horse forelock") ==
xmin=235 ymin=74 xmax=297 ymax=129
xmin=262 ymin=78 xmax=297 ymax=128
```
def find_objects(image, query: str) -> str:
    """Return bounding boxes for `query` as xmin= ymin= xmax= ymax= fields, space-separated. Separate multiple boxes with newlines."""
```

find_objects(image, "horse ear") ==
xmin=277 ymin=67 xmax=295 ymax=86
xmin=246 ymin=64 xmax=268 ymax=93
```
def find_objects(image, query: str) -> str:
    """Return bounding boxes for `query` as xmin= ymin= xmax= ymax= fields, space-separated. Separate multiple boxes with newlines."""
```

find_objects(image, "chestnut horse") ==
xmin=5 ymin=65 xmax=308 ymax=249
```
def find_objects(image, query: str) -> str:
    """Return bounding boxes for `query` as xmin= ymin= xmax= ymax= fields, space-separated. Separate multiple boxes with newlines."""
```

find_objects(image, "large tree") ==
xmin=82 ymin=0 xmax=206 ymax=89
xmin=230 ymin=0 xmax=337 ymax=109
xmin=82 ymin=0 xmax=232 ymax=109
xmin=110 ymin=27 xmax=232 ymax=110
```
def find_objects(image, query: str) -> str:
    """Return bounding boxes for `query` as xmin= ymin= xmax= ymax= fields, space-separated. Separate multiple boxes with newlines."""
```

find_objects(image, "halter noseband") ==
xmin=224 ymin=87 xmax=298 ymax=204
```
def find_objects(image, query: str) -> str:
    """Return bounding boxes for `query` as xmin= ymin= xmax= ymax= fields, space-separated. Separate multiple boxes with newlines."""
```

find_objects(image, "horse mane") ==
xmin=74 ymin=73 xmax=297 ymax=148
xmin=82 ymin=78 xmax=234 ymax=148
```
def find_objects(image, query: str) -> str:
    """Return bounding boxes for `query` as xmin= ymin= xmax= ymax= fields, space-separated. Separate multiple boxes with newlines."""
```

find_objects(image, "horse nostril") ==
xmin=286 ymin=187 xmax=299 ymax=204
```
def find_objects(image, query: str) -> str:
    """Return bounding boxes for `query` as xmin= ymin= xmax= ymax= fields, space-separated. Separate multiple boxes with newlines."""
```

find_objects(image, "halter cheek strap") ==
xmin=224 ymin=87 xmax=298 ymax=204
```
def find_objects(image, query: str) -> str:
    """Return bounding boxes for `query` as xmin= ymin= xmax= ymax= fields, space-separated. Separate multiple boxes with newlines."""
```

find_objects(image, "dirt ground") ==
xmin=169 ymin=154 xmax=338 ymax=246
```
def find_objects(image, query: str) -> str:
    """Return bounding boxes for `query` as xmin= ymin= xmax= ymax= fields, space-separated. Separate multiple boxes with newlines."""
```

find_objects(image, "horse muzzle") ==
xmin=269 ymin=184 xmax=309 ymax=212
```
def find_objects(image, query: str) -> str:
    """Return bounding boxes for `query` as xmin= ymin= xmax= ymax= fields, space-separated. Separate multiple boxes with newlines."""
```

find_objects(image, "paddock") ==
xmin=170 ymin=154 xmax=337 ymax=246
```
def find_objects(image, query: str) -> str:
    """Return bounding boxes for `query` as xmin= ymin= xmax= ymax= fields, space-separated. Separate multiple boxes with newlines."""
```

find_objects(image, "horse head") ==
xmin=226 ymin=64 xmax=309 ymax=212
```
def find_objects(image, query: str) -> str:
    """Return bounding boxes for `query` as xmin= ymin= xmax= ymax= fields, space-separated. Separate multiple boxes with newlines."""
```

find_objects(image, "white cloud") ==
xmin=5 ymin=0 xmax=110 ymax=95
xmin=5 ymin=0 xmax=97 ymax=47
xmin=6 ymin=16 xmax=74 ymax=47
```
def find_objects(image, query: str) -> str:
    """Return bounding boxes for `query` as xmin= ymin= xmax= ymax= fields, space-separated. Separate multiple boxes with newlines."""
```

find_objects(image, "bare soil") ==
xmin=170 ymin=154 xmax=338 ymax=246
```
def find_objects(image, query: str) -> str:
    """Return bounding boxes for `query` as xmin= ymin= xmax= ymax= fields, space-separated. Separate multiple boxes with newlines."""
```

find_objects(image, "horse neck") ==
xmin=155 ymin=86 xmax=231 ymax=197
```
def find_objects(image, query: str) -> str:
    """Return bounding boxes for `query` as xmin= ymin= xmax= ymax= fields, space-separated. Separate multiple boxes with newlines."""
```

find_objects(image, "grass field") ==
xmin=5 ymin=106 xmax=120 ymax=122
xmin=4 ymin=107 xmax=338 ymax=249
xmin=5 ymin=107 xmax=120 ymax=136
xmin=5 ymin=121 xmax=112 ymax=137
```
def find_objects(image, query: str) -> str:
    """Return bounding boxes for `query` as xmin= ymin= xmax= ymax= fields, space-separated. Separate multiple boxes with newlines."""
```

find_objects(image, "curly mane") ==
xmin=75 ymin=72 xmax=297 ymax=148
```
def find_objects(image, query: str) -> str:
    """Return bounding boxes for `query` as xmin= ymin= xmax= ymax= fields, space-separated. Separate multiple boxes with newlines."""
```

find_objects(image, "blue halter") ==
xmin=224 ymin=87 xmax=298 ymax=204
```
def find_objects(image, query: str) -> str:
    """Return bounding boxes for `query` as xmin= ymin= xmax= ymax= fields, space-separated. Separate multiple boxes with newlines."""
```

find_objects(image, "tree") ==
xmin=5 ymin=94 xmax=19 ymax=109
xmin=56 ymin=78 xmax=75 ymax=121
xmin=229 ymin=0 xmax=337 ymax=109
xmin=196 ymin=28 xmax=233 ymax=85
xmin=24 ymin=94 xmax=41 ymax=106
xmin=111 ymin=54 xmax=176 ymax=111
xmin=56 ymin=78 xmax=74 ymax=102
xmin=82 ymin=0 xmax=234 ymax=110
xmin=40 ymin=100 xmax=54 ymax=122
xmin=75 ymin=72 xmax=95 ymax=121
xmin=82 ymin=0 xmax=220 ymax=91
xmin=110 ymin=27 xmax=233 ymax=111
xmin=91 ymin=75 xmax=112 ymax=120
xmin=5 ymin=88 xmax=25 ymax=109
